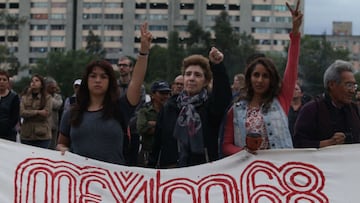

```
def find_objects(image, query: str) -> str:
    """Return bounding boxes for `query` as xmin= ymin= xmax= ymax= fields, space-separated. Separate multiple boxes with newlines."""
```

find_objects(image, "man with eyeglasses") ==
xmin=117 ymin=55 xmax=146 ymax=166
xmin=294 ymin=60 xmax=360 ymax=148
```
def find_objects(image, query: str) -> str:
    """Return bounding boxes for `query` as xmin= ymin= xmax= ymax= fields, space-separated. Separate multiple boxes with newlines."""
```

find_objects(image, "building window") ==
xmin=273 ymin=5 xmax=287 ymax=11
xmin=105 ymin=3 xmax=122 ymax=8
xmin=50 ymin=14 xmax=66 ymax=20
xmin=182 ymin=15 xmax=194 ymax=21
xmin=0 ymin=3 xmax=5 ymax=9
xmin=150 ymin=3 xmax=168 ymax=9
xmin=83 ymin=13 xmax=103 ymax=19
xmin=52 ymin=3 xmax=66 ymax=8
xmin=30 ymin=47 xmax=48 ymax=53
xmin=152 ymin=37 xmax=167 ymax=43
xmin=104 ymin=25 xmax=122 ymax=31
xmin=252 ymin=16 xmax=270 ymax=22
xmin=229 ymin=15 xmax=240 ymax=22
xmin=135 ymin=14 xmax=147 ymax=20
xmin=9 ymin=3 xmax=19 ymax=9
xmin=252 ymin=5 xmax=272 ymax=11
xmin=30 ymin=24 xmax=48 ymax=30
xmin=83 ymin=3 xmax=102 ymax=9
xmin=180 ymin=3 xmax=194 ymax=10
xmin=229 ymin=4 xmax=240 ymax=10
xmin=174 ymin=25 xmax=187 ymax=31
xmin=31 ymin=2 xmax=48 ymax=8
xmin=275 ymin=17 xmax=291 ymax=23
xmin=104 ymin=14 xmax=122 ymax=19
xmin=104 ymin=36 xmax=122 ymax=42
xmin=7 ymin=36 xmax=18 ymax=42
xmin=252 ymin=28 xmax=272 ymax=34
xmin=51 ymin=36 xmax=65 ymax=42
xmin=50 ymin=47 xmax=65 ymax=52
xmin=83 ymin=25 xmax=100 ymax=30
xmin=136 ymin=3 xmax=146 ymax=9
xmin=31 ymin=14 xmax=49 ymax=19
xmin=149 ymin=25 xmax=168 ymax=31
xmin=30 ymin=36 xmax=49 ymax=41
xmin=51 ymin=24 xmax=65 ymax=30
xmin=149 ymin=14 xmax=168 ymax=20
xmin=206 ymin=4 xmax=225 ymax=10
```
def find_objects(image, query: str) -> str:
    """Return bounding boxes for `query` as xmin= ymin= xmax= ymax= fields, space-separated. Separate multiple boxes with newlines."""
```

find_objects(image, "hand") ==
xmin=209 ymin=47 xmax=224 ymax=64
xmin=37 ymin=109 xmax=49 ymax=117
xmin=286 ymin=0 xmax=303 ymax=34
xmin=56 ymin=144 xmax=69 ymax=155
xmin=140 ymin=22 xmax=152 ymax=54
xmin=245 ymin=133 xmax=263 ymax=154
xmin=148 ymin=120 xmax=156 ymax=127
xmin=320 ymin=132 xmax=346 ymax=147
xmin=330 ymin=132 xmax=346 ymax=145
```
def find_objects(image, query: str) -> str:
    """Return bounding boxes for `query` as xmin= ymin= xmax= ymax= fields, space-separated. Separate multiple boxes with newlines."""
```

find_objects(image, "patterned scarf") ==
xmin=173 ymin=89 xmax=208 ymax=166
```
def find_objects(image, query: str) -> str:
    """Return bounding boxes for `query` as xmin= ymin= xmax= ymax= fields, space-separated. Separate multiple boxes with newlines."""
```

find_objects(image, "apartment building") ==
xmin=0 ymin=0 xmax=303 ymax=67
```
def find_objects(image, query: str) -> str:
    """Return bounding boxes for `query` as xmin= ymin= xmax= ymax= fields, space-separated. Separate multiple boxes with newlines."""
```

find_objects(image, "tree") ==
xmin=212 ymin=11 xmax=257 ymax=77
xmin=299 ymin=35 xmax=350 ymax=96
xmin=0 ymin=11 xmax=27 ymax=76
xmin=166 ymin=31 xmax=185 ymax=82
xmin=146 ymin=45 xmax=169 ymax=86
xmin=85 ymin=30 xmax=106 ymax=59
xmin=32 ymin=50 xmax=95 ymax=97
xmin=186 ymin=20 xmax=211 ymax=56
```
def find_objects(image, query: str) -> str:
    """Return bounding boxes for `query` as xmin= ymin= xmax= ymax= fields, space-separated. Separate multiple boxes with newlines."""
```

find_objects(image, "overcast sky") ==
xmin=304 ymin=0 xmax=360 ymax=35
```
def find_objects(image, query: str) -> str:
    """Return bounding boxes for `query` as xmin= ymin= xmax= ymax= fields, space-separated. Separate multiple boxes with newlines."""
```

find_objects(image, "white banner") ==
xmin=0 ymin=139 xmax=358 ymax=202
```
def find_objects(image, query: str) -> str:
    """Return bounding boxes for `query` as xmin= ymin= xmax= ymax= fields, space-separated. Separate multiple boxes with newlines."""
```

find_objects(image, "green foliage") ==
xmin=11 ymin=76 xmax=31 ymax=95
xmin=166 ymin=31 xmax=185 ymax=81
xmin=147 ymin=45 xmax=169 ymax=84
xmin=31 ymin=50 xmax=95 ymax=97
xmin=299 ymin=35 xmax=350 ymax=96
xmin=0 ymin=11 xmax=26 ymax=76
xmin=186 ymin=20 xmax=212 ymax=56
xmin=212 ymin=11 xmax=257 ymax=77
xmin=85 ymin=30 xmax=106 ymax=59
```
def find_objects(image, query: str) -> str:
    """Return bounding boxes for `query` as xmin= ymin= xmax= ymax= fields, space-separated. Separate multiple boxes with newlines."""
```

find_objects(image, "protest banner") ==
xmin=0 ymin=139 xmax=358 ymax=202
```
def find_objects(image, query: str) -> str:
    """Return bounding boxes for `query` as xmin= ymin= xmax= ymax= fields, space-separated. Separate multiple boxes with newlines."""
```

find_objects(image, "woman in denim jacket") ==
xmin=221 ymin=0 xmax=302 ymax=155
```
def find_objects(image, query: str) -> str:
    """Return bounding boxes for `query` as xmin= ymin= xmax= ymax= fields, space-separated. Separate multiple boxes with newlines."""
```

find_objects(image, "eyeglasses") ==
xmin=117 ymin=63 xmax=130 ymax=67
xmin=344 ymin=82 xmax=358 ymax=90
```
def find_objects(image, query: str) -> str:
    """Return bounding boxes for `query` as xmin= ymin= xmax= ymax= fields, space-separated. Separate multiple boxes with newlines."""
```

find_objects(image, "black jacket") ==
xmin=149 ymin=62 xmax=231 ymax=168
xmin=0 ymin=90 xmax=20 ymax=141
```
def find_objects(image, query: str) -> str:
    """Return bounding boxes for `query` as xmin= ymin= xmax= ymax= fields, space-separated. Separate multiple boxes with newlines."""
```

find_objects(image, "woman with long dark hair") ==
xmin=221 ymin=0 xmax=303 ymax=155
xmin=56 ymin=22 xmax=152 ymax=164
xmin=20 ymin=74 xmax=52 ymax=148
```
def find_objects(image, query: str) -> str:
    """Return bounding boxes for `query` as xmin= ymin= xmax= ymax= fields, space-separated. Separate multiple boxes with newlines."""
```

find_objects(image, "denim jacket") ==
xmin=233 ymin=98 xmax=293 ymax=149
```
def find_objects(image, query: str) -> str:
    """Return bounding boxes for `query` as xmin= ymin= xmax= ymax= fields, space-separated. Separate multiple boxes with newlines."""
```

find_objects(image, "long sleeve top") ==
xmin=222 ymin=32 xmax=301 ymax=156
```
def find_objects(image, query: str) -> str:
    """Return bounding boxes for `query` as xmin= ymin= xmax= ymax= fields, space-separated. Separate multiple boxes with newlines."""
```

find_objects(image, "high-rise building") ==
xmin=0 ymin=0 xmax=303 ymax=67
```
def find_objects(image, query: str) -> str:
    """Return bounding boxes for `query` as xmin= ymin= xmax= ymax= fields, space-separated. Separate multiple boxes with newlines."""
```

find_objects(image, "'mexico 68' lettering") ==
xmin=14 ymin=158 xmax=328 ymax=203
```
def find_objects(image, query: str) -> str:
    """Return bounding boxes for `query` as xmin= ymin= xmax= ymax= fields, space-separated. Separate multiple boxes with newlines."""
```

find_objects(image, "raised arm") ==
xmin=279 ymin=0 xmax=303 ymax=114
xmin=127 ymin=22 xmax=153 ymax=106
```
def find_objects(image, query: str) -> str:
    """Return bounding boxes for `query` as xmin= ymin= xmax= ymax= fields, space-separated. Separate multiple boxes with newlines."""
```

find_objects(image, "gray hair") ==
xmin=45 ymin=76 xmax=57 ymax=85
xmin=323 ymin=60 xmax=354 ymax=89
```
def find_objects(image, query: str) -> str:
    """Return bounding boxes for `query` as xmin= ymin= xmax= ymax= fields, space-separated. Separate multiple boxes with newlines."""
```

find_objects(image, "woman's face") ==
xmin=30 ymin=76 xmax=42 ymax=91
xmin=0 ymin=74 xmax=9 ymax=92
xmin=88 ymin=66 xmax=109 ymax=97
xmin=183 ymin=65 xmax=207 ymax=96
xmin=250 ymin=64 xmax=270 ymax=97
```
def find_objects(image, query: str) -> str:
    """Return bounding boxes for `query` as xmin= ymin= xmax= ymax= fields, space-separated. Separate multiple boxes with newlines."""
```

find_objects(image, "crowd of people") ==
xmin=1 ymin=0 xmax=360 ymax=169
